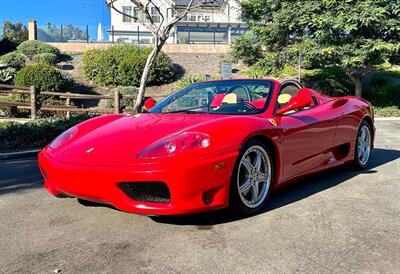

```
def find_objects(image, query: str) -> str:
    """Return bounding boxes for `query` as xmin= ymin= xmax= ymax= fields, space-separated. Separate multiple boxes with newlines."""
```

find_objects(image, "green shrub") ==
xmin=106 ymin=86 xmax=138 ymax=109
xmin=230 ymin=32 xmax=263 ymax=66
xmin=0 ymin=114 xmax=97 ymax=152
xmin=175 ymin=74 xmax=219 ymax=89
xmin=82 ymin=45 xmax=175 ymax=86
xmin=0 ymin=64 xmax=16 ymax=83
xmin=176 ymin=75 xmax=203 ymax=89
xmin=0 ymin=52 xmax=26 ymax=70
xmin=364 ymin=77 xmax=400 ymax=107
xmin=32 ymin=53 xmax=58 ymax=66
xmin=373 ymin=106 xmax=400 ymax=117
xmin=14 ymin=64 xmax=70 ymax=91
xmin=17 ymin=40 xmax=60 ymax=59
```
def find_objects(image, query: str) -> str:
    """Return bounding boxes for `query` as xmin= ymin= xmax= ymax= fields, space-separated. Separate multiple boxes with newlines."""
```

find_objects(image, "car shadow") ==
xmin=150 ymin=148 xmax=400 ymax=226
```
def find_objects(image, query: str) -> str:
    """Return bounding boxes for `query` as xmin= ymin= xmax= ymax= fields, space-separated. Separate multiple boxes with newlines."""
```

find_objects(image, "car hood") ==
xmin=47 ymin=113 xmax=232 ymax=166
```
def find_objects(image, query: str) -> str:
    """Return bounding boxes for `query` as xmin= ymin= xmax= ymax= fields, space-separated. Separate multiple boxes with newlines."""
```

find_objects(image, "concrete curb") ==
xmin=375 ymin=117 xmax=400 ymax=121
xmin=0 ymin=150 xmax=41 ymax=161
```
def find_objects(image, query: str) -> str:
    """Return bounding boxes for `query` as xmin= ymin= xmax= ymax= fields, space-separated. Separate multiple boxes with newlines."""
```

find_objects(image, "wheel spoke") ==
xmin=256 ymin=171 xmax=268 ymax=181
xmin=251 ymin=183 xmax=259 ymax=203
xmin=360 ymin=129 xmax=366 ymax=142
xmin=253 ymin=154 xmax=262 ymax=172
xmin=358 ymin=146 xmax=363 ymax=158
xmin=242 ymin=158 xmax=254 ymax=173
xmin=239 ymin=178 xmax=252 ymax=195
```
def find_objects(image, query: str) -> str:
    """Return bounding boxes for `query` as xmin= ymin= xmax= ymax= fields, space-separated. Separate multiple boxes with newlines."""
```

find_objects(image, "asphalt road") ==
xmin=0 ymin=120 xmax=399 ymax=274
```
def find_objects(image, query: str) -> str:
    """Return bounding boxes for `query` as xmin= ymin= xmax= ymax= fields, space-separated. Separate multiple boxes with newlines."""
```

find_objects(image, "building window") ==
xmin=204 ymin=15 xmax=211 ymax=22
xmin=122 ymin=6 xmax=132 ymax=23
xmin=189 ymin=14 xmax=196 ymax=22
xmin=150 ymin=7 xmax=161 ymax=23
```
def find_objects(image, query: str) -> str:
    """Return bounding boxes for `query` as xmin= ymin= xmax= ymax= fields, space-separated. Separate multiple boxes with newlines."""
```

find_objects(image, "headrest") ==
xmin=277 ymin=94 xmax=292 ymax=104
xmin=222 ymin=93 xmax=238 ymax=104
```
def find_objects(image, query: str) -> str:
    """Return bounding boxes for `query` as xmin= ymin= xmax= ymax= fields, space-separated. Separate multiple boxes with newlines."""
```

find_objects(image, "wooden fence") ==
xmin=0 ymin=84 xmax=165 ymax=120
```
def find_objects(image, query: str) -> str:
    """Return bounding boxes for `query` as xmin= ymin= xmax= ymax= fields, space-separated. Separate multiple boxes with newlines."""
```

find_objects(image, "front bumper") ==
xmin=38 ymin=148 xmax=238 ymax=215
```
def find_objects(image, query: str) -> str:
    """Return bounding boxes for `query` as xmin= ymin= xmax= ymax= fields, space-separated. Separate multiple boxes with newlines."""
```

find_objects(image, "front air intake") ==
xmin=119 ymin=182 xmax=171 ymax=203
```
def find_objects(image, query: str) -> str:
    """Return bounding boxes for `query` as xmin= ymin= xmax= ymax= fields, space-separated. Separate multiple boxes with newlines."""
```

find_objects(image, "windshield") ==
xmin=149 ymin=80 xmax=274 ymax=115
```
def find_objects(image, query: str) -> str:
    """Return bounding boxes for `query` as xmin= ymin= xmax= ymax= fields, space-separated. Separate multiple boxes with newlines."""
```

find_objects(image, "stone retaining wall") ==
xmin=48 ymin=42 xmax=230 ymax=54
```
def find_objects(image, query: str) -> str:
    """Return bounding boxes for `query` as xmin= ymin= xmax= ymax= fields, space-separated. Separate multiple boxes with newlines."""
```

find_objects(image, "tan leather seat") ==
xmin=222 ymin=93 xmax=238 ymax=104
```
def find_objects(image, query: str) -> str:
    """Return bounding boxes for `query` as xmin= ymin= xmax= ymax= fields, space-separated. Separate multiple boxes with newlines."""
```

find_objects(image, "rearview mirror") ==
xmin=276 ymin=95 xmax=312 ymax=115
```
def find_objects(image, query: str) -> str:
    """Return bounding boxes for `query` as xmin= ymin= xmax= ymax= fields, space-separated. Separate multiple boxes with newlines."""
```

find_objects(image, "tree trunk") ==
xmin=348 ymin=73 xmax=363 ymax=98
xmin=133 ymin=38 xmax=166 ymax=113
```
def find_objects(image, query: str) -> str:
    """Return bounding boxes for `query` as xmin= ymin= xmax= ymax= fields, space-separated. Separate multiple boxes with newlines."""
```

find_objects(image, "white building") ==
xmin=106 ymin=0 xmax=247 ymax=44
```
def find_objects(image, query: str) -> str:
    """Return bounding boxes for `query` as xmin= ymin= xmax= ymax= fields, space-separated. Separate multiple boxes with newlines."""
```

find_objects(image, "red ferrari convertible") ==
xmin=38 ymin=79 xmax=375 ymax=216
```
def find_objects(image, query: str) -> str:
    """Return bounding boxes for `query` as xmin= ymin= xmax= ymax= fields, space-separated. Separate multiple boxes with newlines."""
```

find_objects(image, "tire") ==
xmin=230 ymin=139 xmax=274 ymax=215
xmin=353 ymin=120 xmax=372 ymax=169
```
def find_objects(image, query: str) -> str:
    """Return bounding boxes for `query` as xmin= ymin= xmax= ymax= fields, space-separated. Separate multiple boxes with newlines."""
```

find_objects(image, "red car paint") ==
xmin=38 ymin=79 xmax=375 ymax=215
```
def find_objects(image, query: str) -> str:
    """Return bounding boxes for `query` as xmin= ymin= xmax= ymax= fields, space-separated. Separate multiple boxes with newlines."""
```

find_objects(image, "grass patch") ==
xmin=0 ymin=114 xmax=97 ymax=152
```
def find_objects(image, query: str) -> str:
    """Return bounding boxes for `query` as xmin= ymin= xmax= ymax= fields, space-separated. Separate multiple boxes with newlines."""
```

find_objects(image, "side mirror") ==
xmin=276 ymin=95 xmax=312 ymax=115
xmin=143 ymin=97 xmax=156 ymax=111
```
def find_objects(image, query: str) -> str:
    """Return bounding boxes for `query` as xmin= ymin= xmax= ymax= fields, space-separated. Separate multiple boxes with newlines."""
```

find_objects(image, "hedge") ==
xmin=14 ymin=64 xmax=70 ymax=91
xmin=82 ymin=45 xmax=175 ymax=86
xmin=17 ymin=40 xmax=60 ymax=59
xmin=0 ymin=114 xmax=96 ymax=152
xmin=32 ymin=53 xmax=58 ymax=66
xmin=0 ymin=52 xmax=26 ymax=70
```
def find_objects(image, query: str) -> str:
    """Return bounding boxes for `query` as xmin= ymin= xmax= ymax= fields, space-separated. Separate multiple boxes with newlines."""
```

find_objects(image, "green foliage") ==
xmin=106 ymin=86 xmax=138 ymax=109
xmin=176 ymin=75 xmax=203 ymax=89
xmin=0 ymin=38 xmax=17 ymax=56
xmin=364 ymin=70 xmax=400 ymax=107
xmin=302 ymin=67 xmax=353 ymax=96
xmin=300 ymin=66 xmax=400 ymax=107
xmin=230 ymin=32 xmax=263 ymax=66
xmin=32 ymin=53 xmax=58 ymax=66
xmin=373 ymin=106 xmax=400 ymax=117
xmin=2 ymin=21 xmax=28 ymax=44
xmin=0 ymin=65 xmax=16 ymax=83
xmin=175 ymin=74 xmax=219 ymax=89
xmin=82 ymin=45 xmax=175 ymax=87
xmin=17 ymin=40 xmax=60 ymax=59
xmin=14 ymin=64 xmax=70 ymax=91
xmin=0 ymin=114 xmax=97 ymax=152
xmin=0 ymin=51 xmax=26 ymax=70
xmin=237 ymin=0 xmax=400 ymax=96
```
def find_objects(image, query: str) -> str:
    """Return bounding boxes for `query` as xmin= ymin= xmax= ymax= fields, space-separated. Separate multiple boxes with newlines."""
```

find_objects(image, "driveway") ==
xmin=0 ymin=120 xmax=399 ymax=273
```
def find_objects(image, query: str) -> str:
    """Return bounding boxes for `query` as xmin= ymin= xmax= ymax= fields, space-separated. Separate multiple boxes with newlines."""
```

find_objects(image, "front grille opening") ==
xmin=119 ymin=182 xmax=171 ymax=203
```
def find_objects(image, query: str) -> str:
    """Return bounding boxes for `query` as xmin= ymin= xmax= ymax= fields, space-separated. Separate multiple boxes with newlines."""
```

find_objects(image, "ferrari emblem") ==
xmin=268 ymin=118 xmax=278 ymax=127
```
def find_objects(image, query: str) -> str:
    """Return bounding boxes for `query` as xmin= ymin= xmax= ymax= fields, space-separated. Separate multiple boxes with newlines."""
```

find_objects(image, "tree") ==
xmin=238 ymin=0 xmax=400 ymax=97
xmin=108 ymin=0 xmax=217 ymax=112
xmin=2 ymin=21 xmax=28 ymax=44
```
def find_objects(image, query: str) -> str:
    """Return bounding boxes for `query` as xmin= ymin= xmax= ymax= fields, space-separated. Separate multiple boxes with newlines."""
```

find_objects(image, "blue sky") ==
xmin=0 ymin=0 xmax=110 ymax=33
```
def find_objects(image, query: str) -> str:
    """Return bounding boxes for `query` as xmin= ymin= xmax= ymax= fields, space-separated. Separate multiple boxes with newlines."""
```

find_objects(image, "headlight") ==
xmin=49 ymin=126 xmax=79 ymax=149
xmin=137 ymin=132 xmax=211 ymax=159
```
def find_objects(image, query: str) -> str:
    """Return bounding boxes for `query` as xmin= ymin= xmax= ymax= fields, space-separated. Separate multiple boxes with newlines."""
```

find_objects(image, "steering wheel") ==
xmin=227 ymin=85 xmax=252 ymax=102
